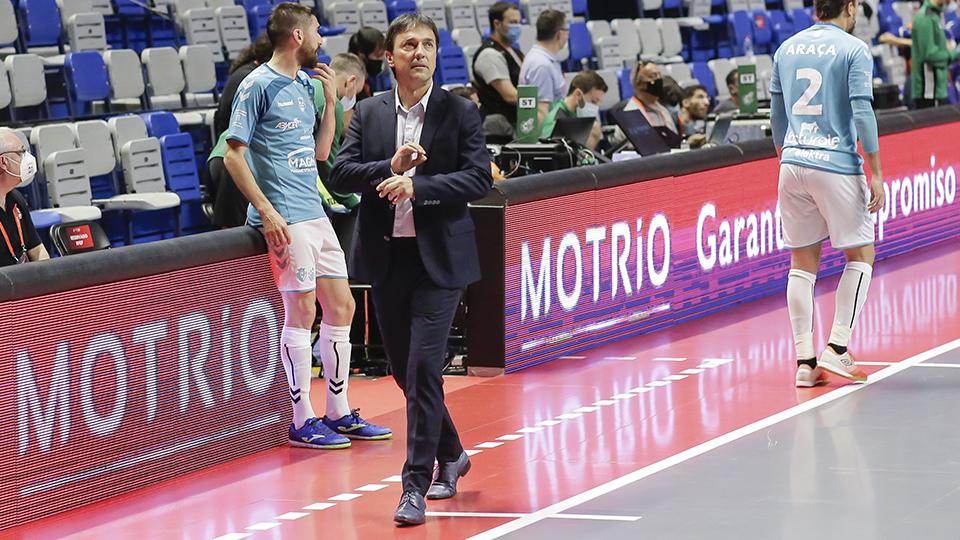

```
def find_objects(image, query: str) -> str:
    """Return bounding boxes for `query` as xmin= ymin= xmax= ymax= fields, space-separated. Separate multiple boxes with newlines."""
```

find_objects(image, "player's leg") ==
xmin=779 ymin=164 xmax=830 ymax=388
xmin=269 ymin=222 xmax=351 ymax=449
xmin=811 ymin=172 xmax=875 ymax=382
xmin=311 ymin=219 xmax=392 ymax=440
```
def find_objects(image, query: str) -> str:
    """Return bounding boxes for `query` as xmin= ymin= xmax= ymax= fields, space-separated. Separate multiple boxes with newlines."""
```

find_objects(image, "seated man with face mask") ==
xmin=539 ymin=70 xmax=608 ymax=150
xmin=0 ymin=128 xmax=49 ymax=266
xmin=607 ymin=61 xmax=681 ymax=150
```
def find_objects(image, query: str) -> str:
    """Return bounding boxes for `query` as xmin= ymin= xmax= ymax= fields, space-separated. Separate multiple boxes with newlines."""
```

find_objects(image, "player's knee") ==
xmin=844 ymin=245 xmax=875 ymax=265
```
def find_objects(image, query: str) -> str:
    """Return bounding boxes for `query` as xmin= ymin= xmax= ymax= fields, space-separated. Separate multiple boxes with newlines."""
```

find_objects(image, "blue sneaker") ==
xmin=322 ymin=409 xmax=393 ymax=440
xmin=289 ymin=417 xmax=351 ymax=449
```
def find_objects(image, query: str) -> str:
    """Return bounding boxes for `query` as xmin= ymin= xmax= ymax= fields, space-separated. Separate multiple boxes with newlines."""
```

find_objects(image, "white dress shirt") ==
xmin=391 ymin=84 xmax=434 ymax=238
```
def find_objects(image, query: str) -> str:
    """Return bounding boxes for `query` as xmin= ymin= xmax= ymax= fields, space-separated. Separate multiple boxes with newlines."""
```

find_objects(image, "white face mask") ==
xmin=3 ymin=151 xmax=36 ymax=185
xmin=556 ymin=43 xmax=569 ymax=62
xmin=577 ymin=101 xmax=600 ymax=119
xmin=340 ymin=93 xmax=357 ymax=111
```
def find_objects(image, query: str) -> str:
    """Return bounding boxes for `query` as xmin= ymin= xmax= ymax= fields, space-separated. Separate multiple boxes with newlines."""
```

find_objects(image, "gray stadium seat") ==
xmin=322 ymin=34 xmax=350 ymax=57
xmin=447 ymin=0 xmax=478 ymax=31
xmin=359 ymin=1 xmax=389 ymax=32
xmin=180 ymin=44 xmax=217 ymax=106
xmin=89 ymin=0 xmax=114 ymax=13
xmin=636 ymin=19 xmax=662 ymax=60
xmin=657 ymin=19 xmax=685 ymax=63
xmin=518 ymin=24 xmax=535 ymax=54
xmin=67 ymin=13 xmax=108 ymax=52
xmin=31 ymin=124 xmax=102 ymax=221
xmin=4 ymin=54 xmax=47 ymax=109
xmin=0 ymin=0 xmax=17 ymax=48
xmin=326 ymin=3 xmax=362 ymax=34
xmin=0 ymin=60 xmax=11 ymax=111
xmin=141 ymin=47 xmax=186 ymax=109
xmin=56 ymin=0 xmax=94 ymax=28
xmin=72 ymin=120 xmax=117 ymax=177
xmin=596 ymin=68 xmax=621 ymax=109
xmin=103 ymin=49 xmax=145 ymax=110
xmin=217 ymin=6 xmax=251 ymax=60
xmin=182 ymin=9 xmax=225 ymax=63
xmin=551 ymin=0 xmax=573 ymax=19
xmin=521 ymin=0 xmax=552 ymax=23
xmin=611 ymin=19 xmax=641 ymax=62
xmin=417 ymin=0 xmax=449 ymax=30
xmin=596 ymin=35 xmax=624 ymax=70
xmin=708 ymin=58 xmax=736 ymax=99
xmin=106 ymin=116 xmax=181 ymax=210
xmin=452 ymin=28 xmax=482 ymax=48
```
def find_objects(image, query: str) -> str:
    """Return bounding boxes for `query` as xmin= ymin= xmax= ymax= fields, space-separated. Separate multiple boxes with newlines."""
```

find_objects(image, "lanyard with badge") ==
xmin=0 ymin=205 xmax=27 ymax=264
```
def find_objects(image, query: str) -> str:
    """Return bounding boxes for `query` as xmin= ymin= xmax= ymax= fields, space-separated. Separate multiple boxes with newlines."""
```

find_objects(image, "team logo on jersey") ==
xmin=276 ymin=118 xmax=303 ymax=131
xmin=278 ymin=100 xmax=294 ymax=107
xmin=785 ymin=122 xmax=840 ymax=149
xmin=287 ymin=147 xmax=316 ymax=174
xmin=298 ymin=97 xmax=306 ymax=112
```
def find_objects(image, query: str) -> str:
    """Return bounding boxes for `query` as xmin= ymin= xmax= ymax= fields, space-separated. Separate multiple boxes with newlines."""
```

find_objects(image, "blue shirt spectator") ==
xmin=518 ymin=9 xmax=569 ymax=123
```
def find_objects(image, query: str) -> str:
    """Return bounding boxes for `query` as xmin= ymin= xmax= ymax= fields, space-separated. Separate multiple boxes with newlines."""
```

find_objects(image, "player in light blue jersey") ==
xmin=225 ymin=3 xmax=391 ymax=449
xmin=770 ymin=0 xmax=886 ymax=387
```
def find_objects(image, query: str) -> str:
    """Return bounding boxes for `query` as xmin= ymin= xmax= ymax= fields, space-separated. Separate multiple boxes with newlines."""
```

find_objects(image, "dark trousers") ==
xmin=913 ymin=98 xmax=943 ymax=109
xmin=370 ymin=238 xmax=464 ymax=495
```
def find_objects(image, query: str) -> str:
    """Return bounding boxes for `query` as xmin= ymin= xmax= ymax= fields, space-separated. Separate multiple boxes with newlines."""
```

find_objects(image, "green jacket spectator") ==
xmin=910 ymin=0 xmax=959 ymax=106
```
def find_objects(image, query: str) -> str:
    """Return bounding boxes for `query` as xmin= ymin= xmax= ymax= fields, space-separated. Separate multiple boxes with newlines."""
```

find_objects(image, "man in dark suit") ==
xmin=329 ymin=13 xmax=493 ymax=527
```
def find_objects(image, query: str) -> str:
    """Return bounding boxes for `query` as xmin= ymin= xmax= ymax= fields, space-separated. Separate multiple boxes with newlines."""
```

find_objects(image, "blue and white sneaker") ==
xmin=322 ymin=409 xmax=393 ymax=440
xmin=289 ymin=417 xmax=351 ymax=449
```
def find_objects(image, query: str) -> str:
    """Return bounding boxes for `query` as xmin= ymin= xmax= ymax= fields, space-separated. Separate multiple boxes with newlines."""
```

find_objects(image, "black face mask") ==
xmin=365 ymin=58 xmax=384 ymax=77
xmin=645 ymin=78 xmax=664 ymax=98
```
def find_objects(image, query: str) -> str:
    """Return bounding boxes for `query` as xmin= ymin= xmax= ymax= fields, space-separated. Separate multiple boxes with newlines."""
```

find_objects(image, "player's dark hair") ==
xmin=726 ymin=68 xmax=738 ymax=88
xmin=566 ymin=70 xmax=608 ymax=96
xmin=488 ymin=2 xmax=519 ymax=32
xmin=535 ymin=9 xmax=567 ymax=42
xmin=815 ymin=0 xmax=855 ymax=21
xmin=266 ymin=2 xmax=314 ymax=48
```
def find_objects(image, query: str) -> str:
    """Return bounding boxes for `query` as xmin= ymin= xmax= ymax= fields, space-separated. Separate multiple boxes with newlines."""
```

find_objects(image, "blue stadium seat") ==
xmin=386 ymin=0 xmax=418 ymax=21
xmin=140 ymin=111 xmax=209 ymax=235
xmin=617 ymin=68 xmax=633 ymax=102
xmin=751 ymin=10 xmax=773 ymax=53
xmin=64 ymin=51 xmax=111 ymax=118
xmin=572 ymin=0 xmax=588 ymax=16
xmin=566 ymin=21 xmax=593 ymax=71
xmin=18 ymin=0 xmax=61 ymax=49
xmin=727 ymin=11 xmax=754 ymax=56
xmin=435 ymin=45 xmax=469 ymax=85
xmin=691 ymin=61 xmax=717 ymax=97
xmin=249 ymin=4 xmax=272 ymax=42
xmin=878 ymin=2 xmax=904 ymax=35
xmin=767 ymin=9 xmax=794 ymax=47
xmin=439 ymin=29 xmax=455 ymax=47
xmin=662 ymin=0 xmax=684 ymax=16
xmin=790 ymin=8 xmax=814 ymax=31
xmin=240 ymin=0 xmax=272 ymax=9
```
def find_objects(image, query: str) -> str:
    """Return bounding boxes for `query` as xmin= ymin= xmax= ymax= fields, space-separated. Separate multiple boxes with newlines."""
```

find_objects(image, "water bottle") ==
xmin=743 ymin=35 xmax=754 ymax=58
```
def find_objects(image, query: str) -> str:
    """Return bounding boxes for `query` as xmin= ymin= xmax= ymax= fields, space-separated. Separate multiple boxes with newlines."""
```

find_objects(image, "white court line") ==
xmin=603 ymin=356 xmax=637 ymax=361
xmin=556 ymin=413 xmax=582 ymax=420
xmin=328 ymin=493 xmax=362 ymax=502
xmin=646 ymin=381 xmax=670 ymax=387
xmin=593 ymin=400 xmax=617 ymax=406
xmin=467 ymin=338 xmax=960 ymax=540
xmin=466 ymin=449 xmax=484 ymax=456
xmin=245 ymin=522 xmax=280 ymax=531
xmin=517 ymin=427 xmax=544 ymax=433
xmin=214 ymin=534 xmax=251 ymax=540
xmin=629 ymin=387 xmax=653 ymax=394
xmin=475 ymin=442 xmax=504 ymax=449
xmin=679 ymin=368 xmax=705 ymax=375
xmin=497 ymin=434 xmax=525 ymax=441
xmin=663 ymin=375 xmax=688 ymax=381
xmin=558 ymin=356 xmax=587 ymax=360
xmin=537 ymin=420 xmax=563 ymax=426
xmin=303 ymin=502 xmax=336 ymax=511
xmin=356 ymin=484 xmax=389 ymax=492
xmin=612 ymin=393 xmax=636 ymax=400
xmin=426 ymin=512 xmax=641 ymax=521
xmin=381 ymin=475 xmax=403 ymax=483
xmin=859 ymin=361 xmax=960 ymax=368
xmin=275 ymin=512 xmax=309 ymax=520
xmin=653 ymin=357 xmax=687 ymax=362
xmin=573 ymin=406 xmax=598 ymax=413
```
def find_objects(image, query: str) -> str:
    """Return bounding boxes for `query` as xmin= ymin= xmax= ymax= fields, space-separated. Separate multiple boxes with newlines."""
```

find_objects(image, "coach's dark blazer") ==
xmin=329 ymin=88 xmax=493 ymax=289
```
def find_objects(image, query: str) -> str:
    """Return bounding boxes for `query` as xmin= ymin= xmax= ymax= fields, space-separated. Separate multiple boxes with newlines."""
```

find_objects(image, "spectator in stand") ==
xmin=611 ymin=61 xmax=679 ymax=132
xmin=539 ymin=70 xmax=608 ymax=150
xmin=208 ymin=33 xmax=275 ymax=228
xmin=910 ymin=0 xmax=960 ymax=108
xmin=349 ymin=27 xmax=388 ymax=101
xmin=678 ymin=85 xmax=710 ymax=149
xmin=473 ymin=2 xmax=525 ymax=138
xmin=0 ymin=128 xmax=48 ymax=266
xmin=519 ymin=9 xmax=570 ymax=124
xmin=714 ymin=69 xmax=740 ymax=114
xmin=659 ymin=75 xmax=685 ymax=112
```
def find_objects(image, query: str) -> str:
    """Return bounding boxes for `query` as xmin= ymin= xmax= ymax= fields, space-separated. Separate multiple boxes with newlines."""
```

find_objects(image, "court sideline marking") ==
xmin=467 ymin=338 xmax=960 ymax=540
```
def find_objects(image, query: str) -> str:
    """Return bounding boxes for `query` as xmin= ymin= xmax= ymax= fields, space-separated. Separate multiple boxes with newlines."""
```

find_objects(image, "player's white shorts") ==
xmin=778 ymin=163 xmax=875 ymax=250
xmin=263 ymin=217 xmax=348 ymax=292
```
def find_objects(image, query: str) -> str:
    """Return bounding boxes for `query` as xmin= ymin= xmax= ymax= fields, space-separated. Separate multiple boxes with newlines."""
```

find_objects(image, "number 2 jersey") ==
xmin=770 ymin=22 xmax=874 ymax=175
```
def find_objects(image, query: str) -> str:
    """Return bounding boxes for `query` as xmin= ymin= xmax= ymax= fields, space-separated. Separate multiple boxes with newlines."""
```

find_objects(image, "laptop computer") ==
xmin=551 ymin=116 xmax=596 ymax=146
xmin=707 ymin=113 xmax=734 ymax=145
xmin=607 ymin=108 xmax=672 ymax=157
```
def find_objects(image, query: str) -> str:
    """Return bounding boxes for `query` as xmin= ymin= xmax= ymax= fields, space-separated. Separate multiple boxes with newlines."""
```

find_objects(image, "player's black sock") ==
xmin=797 ymin=358 xmax=817 ymax=369
xmin=828 ymin=343 xmax=847 ymax=355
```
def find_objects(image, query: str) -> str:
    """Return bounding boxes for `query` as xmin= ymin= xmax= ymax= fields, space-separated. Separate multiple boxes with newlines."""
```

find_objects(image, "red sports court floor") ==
xmin=6 ymin=240 xmax=960 ymax=540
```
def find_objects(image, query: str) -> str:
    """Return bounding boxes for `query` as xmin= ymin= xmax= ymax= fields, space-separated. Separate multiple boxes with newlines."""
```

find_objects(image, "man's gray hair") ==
xmin=0 ymin=127 xmax=21 ymax=153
